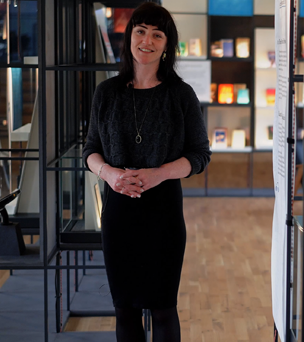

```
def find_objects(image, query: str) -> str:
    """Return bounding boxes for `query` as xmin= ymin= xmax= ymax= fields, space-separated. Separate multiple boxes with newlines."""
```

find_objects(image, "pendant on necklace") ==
xmin=136 ymin=134 xmax=142 ymax=144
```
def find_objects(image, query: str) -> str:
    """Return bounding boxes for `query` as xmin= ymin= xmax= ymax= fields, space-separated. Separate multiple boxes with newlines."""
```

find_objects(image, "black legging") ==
xmin=115 ymin=306 xmax=181 ymax=342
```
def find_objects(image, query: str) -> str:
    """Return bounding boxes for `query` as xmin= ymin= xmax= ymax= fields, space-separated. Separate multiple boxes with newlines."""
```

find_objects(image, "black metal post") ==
xmin=75 ymin=250 xmax=79 ymax=292
xmin=250 ymin=17 xmax=255 ymax=197
xmin=83 ymin=250 xmax=86 ymax=276
xmin=38 ymin=0 xmax=48 ymax=340
xmin=55 ymin=252 xmax=61 ymax=333
xmin=286 ymin=1 xmax=297 ymax=342
xmin=143 ymin=309 xmax=151 ymax=341
xmin=67 ymin=251 xmax=71 ymax=311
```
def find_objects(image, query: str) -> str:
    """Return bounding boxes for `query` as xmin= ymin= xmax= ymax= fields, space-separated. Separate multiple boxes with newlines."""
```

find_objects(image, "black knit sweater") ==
xmin=83 ymin=75 xmax=211 ymax=177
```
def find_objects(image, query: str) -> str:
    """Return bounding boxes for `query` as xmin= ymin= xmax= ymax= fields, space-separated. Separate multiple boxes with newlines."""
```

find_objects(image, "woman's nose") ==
xmin=143 ymin=34 xmax=152 ymax=45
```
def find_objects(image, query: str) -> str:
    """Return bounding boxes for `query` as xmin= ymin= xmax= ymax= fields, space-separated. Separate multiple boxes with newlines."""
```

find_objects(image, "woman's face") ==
xmin=130 ymin=23 xmax=167 ymax=68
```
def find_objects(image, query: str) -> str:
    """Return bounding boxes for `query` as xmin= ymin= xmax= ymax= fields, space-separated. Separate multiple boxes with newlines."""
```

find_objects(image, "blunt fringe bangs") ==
xmin=131 ymin=3 xmax=172 ymax=36
xmin=119 ymin=2 xmax=181 ymax=85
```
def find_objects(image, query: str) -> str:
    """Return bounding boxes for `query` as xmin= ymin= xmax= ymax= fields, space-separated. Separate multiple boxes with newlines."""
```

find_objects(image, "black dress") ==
xmin=82 ymin=76 xmax=211 ymax=309
xmin=102 ymin=179 xmax=186 ymax=309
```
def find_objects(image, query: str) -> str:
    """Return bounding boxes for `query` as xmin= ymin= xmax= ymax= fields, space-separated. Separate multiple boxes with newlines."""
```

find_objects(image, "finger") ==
xmin=123 ymin=184 xmax=144 ymax=193
xmin=120 ymin=188 xmax=142 ymax=198
xmin=113 ymin=182 xmax=124 ymax=192
xmin=128 ymin=191 xmax=143 ymax=198
xmin=121 ymin=176 xmax=143 ymax=186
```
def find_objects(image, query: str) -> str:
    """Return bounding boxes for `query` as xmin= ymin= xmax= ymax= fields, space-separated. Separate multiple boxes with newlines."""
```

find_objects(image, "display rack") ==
xmin=171 ymin=7 xmax=275 ymax=195
xmin=0 ymin=1 xmax=158 ymax=341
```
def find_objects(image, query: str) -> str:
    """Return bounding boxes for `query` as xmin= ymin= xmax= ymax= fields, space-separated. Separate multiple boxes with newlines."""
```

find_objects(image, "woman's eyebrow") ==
xmin=136 ymin=24 xmax=161 ymax=31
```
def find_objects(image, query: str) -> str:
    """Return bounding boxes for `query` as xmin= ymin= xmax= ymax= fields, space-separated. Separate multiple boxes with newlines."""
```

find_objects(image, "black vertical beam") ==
xmin=203 ymin=106 xmax=208 ymax=196
xmin=57 ymin=0 xmax=63 ymax=64
xmin=83 ymin=250 xmax=86 ymax=276
xmin=38 ymin=0 xmax=48 ymax=340
xmin=249 ymin=18 xmax=255 ymax=196
xmin=81 ymin=0 xmax=86 ymax=146
xmin=302 ymin=223 xmax=304 ymax=342
xmin=55 ymin=252 xmax=61 ymax=333
xmin=75 ymin=250 xmax=79 ymax=292
xmin=17 ymin=0 xmax=21 ymax=61
xmin=76 ymin=1 xmax=80 ymax=65
xmin=144 ymin=309 xmax=149 ymax=341
xmin=75 ymin=0 xmax=80 ymax=145
xmin=54 ymin=0 xmax=60 ymax=250
xmin=286 ymin=1 xmax=296 ymax=341
xmin=67 ymin=251 xmax=71 ymax=311
xmin=57 ymin=0 xmax=65 ymax=153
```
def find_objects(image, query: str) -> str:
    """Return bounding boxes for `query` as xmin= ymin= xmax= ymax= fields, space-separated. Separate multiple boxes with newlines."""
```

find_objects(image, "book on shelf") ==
xmin=266 ymin=88 xmax=275 ymax=106
xmin=210 ymin=83 xmax=217 ymax=103
xmin=212 ymin=128 xmax=228 ymax=148
xmin=297 ymin=128 xmax=304 ymax=139
xmin=231 ymin=130 xmax=246 ymax=148
xmin=235 ymin=38 xmax=250 ymax=58
xmin=218 ymin=84 xmax=234 ymax=104
xmin=267 ymin=51 xmax=275 ymax=67
xmin=267 ymin=126 xmax=273 ymax=140
xmin=233 ymin=84 xmax=246 ymax=103
xmin=210 ymin=41 xmax=223 ymax=57
xmin=178 ymin=41 xmax=188 ymax=56
xmin=237 ymin=89 xmax=250 ymax=104
xmin=221 ymin=39 xmax=234 ymax=57
xmin=189 ymin=38 xmax=202 ymax=57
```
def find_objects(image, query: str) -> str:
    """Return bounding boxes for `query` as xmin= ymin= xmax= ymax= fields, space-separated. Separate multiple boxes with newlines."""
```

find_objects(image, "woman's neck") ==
xmin=132 ymin=64 xmax=160 ymax=89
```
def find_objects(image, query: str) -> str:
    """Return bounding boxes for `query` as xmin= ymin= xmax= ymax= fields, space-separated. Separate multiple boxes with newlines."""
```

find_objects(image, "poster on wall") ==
xmin=272 ymin=0 xmax=293 ymax=341
xmin=176 ymin=60 xmax=211 ymax=102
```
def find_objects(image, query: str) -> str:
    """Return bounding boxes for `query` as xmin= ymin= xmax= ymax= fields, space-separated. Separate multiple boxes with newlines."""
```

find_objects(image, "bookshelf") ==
xmin=164 ymin=0 xmax=276 ymax=195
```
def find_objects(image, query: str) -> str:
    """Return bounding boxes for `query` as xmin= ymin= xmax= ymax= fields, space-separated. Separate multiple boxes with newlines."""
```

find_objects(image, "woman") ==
xmin=83 ymin=3 xmax=211 ymax=341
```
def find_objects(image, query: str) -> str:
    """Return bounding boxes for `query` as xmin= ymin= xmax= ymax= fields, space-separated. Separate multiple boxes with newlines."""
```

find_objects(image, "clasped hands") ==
xmin=108 ymin=167 xmax=164 ymax=198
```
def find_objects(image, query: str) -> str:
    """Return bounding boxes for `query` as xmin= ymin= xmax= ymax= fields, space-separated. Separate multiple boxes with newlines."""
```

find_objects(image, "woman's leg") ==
xmin=150 ymin=306 xmax=181 ymax=342
xmin=115 ymin=307 xmax=145 ymax=342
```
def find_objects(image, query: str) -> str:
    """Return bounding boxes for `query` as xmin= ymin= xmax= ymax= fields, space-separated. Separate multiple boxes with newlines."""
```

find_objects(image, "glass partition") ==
xmin=57 ymin=147 xmax=105 ymax=237
xmin=9 ymin=1 xmax=38 ymax=64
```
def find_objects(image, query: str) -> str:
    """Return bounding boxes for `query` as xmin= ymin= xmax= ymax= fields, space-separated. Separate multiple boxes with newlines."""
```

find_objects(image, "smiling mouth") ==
xmin=139 ymin=48 xmax=153 ymax=52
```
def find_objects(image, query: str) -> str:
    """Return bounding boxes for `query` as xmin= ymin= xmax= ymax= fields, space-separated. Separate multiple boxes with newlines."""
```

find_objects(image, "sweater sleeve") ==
xmin=180 ymin=83 xmax=212 ymax=177
xmin=82 ymin=83 xmax=104 ymax=171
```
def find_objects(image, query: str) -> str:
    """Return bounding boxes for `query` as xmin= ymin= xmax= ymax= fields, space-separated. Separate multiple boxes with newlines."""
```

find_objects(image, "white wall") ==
xmin=163 ymin=0 xmax=275 ymax=16
xmin=162 ymin=0 xmax=207 ymax=13
xmin=254 ymin=0 xmax=275 ymax=15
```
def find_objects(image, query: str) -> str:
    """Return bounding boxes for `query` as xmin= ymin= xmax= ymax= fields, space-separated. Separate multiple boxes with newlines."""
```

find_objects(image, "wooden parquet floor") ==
xmin=65 ymin=197 xmax=301 ymax=341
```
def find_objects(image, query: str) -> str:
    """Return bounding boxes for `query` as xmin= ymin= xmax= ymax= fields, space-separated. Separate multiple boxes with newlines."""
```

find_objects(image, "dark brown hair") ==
xmin=119 ymin=2 xmax=181 ymax=84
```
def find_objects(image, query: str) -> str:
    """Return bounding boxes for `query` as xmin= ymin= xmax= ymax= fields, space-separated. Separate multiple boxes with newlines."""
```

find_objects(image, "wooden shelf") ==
xmin=177 ymin=56 xmax=207 ymax=60
xmin=208 ymin=102 xmax=251 ymax=107
xmin=210 ymin=56 xmax=253 ymax=62
xmin=254 ymin=147 xmax=273 ymax=152
xmin=211 ymin=147 xmax=253 ymax=153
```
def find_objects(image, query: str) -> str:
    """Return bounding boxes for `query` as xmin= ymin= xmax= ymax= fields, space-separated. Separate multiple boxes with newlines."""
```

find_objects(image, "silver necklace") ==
xmin=132 ymin=85 xmax=156 ymax=144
